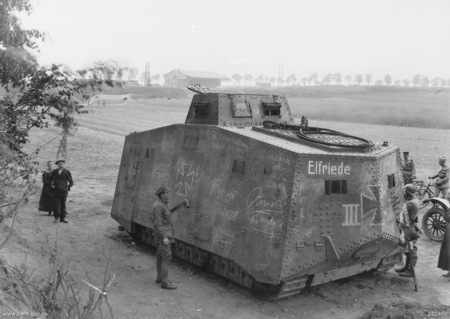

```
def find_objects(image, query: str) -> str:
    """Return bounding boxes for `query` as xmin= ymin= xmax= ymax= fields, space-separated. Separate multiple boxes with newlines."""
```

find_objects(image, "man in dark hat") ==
xmin=51 ymin=160 xmax=73 ymax=223
xmin=395 ymin=183 xmax=421 ymax=277
xmin=401 ymin=151 xmax=416 ymax=185
xmin=152 ymin=186 xmax=189 ymax=289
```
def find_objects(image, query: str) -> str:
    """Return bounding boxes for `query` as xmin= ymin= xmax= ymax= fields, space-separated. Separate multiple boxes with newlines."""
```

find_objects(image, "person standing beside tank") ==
xmin=51 ymin=160 xmax=73 ymax=223
xmin=38 ymin=161 xmax=55 ymax=216
xmin=429 ymin=156 xmax=450 ymax=199
xmin=401 ymin=152 xmax=416 ymax=185
xmin=152 ymin=186 xmax=189 ymax=290
xmin=395 ymin=184 xmax=421 ymax=277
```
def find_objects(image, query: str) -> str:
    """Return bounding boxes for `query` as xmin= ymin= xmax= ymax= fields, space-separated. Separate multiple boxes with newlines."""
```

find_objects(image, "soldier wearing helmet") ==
xmin=401 ymin=152 xmax=416 ymax=185
xmin=395 ymin=183 xmax=421 ymax=277
xmin=429 ymin=156 xmax=450 ymax=199
xmin=151 ymin=186 xmax=189 ymax=290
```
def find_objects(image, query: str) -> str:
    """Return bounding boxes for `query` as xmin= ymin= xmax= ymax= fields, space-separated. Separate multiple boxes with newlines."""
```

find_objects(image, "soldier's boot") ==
xmin=160 ymin=256 xmax=177 ymax=290
xmin=156 ymin=255 xmax=162 ymax=283
xmin=399 ymin=256 xmax=417 ymax=277
xmin=395 ymin=254 xmax=410 ymax=273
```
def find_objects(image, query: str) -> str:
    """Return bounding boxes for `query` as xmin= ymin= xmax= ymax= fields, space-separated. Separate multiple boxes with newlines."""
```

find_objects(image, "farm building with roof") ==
xmin=164 ymin=70 xmax=224 ymax=88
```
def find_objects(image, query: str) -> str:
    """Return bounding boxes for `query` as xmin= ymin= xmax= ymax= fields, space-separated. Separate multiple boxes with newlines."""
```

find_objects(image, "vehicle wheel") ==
xmin=421 ymin=207 xmax=446 ymax=242
xmin=415 ymin=183 xmax=431 ymax=209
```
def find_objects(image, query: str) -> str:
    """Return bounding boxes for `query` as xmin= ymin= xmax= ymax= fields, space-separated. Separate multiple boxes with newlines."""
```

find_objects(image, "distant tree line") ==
xmin=123 ymin=67 xmax=449 ymax=88
xmin=224 ymin=72 xmax=450 ymax=88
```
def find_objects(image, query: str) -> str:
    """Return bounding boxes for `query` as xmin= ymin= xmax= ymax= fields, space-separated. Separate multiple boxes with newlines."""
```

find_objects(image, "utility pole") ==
xmin=144 ymin=62 xmax=151 ymax=87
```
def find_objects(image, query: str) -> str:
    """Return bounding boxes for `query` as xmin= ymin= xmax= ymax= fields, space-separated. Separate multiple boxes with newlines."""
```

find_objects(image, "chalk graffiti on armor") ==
xmin=249 ymin=210 xmax=283 ymax=235
xmin=210 ymin=178 xmax=238 ymax=206
xmin=246 ymin=187 xmax=283 ymax=211
xmin=175 ymin=162 xmax=195 ymax=196
xmin=308 ymin=161 xmax=350 ymax=175
xmin=151 ymin=165 xmax=170 ymax=188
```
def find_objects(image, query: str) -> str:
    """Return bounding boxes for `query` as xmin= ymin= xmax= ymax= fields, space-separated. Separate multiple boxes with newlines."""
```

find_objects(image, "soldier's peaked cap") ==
xmin=155 ymin=186 xmax=168 ymax=196
xmin=403 ymin=151 xmax=409 ymax=155
xmin=55 ymin=160 xmax=65 ymax=164
xmin=439 ymin=156 xmax=446 ymax=162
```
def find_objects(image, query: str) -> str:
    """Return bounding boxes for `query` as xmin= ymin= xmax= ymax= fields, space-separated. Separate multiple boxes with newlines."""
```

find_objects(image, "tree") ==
xmin=431 ymin=77 xmax=441 ymax=87
xmin=231 ymin=73 xmax=242 ymax=85
xmin=0 ymin=1 xmax=117 ymax=314
xmin=243 ymin=73 xmax=253 ymax=85
xmin=394 ymin=80 xmax=401 ymax=87
xmin=345 ymin=75 xmax=352 ymax=86
xmin=269 ymin=77 xmax=276 ymax=85
xmin=375 ymin=80 xmax=383 ymax=86
xmin=308 ymin=73 xmax=318 ymax=85
xmin=301 ymin=77 xmax=308 ymax=86
xmin=127 ymin=68 xmax=138 ymax=81
xmin=365 ymin=73 xmax=372 ymax=86
xmin=403 ymin=79 xmax=411 ymax=87
xmin=354 ymin=74 xmax=363 ymax=85
xmin=1 ymin=0 xmax=115 ymax=243
xmin=332 ymin=73 xmax=342 ymax=85
xmin=384 ymin=74 xmax=392 ymax=86
xmin=322 ymin=73 xmax=332 ymax=85
xmin=286 ymin=73 xmax=297 ymax=86
xmin=412 ymin=74 xmax=421 ymax=87
xmin=277 ymin=76 xmax=284 ymax=86
xmin=420 ymin=76 xmax=430 ymax=88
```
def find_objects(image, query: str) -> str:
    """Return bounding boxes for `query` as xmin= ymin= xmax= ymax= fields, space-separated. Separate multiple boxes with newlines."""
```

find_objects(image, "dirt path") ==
xmin=2 ymin=99 xmax=450 ymax=319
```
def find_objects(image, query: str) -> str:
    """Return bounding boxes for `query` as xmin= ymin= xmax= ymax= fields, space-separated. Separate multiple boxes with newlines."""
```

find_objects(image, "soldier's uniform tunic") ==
xmin=152 ymin=199 xmax=174 ymax=284
xmin=402 ymin=159 xmax=416 ymax=185
xmin=430 ymin=165 xmax=450 ymax=199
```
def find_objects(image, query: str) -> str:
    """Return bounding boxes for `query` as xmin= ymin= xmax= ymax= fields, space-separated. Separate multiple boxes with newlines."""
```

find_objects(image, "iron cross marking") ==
xmin=361 ymin=185 xmax=379 ymax=225
xmin=175 ymin=163 xmax=195 ymax=196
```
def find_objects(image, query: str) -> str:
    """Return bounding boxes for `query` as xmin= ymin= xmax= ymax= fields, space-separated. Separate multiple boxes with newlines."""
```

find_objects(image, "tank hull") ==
xmin=111 ymin=123 xmax=404 ymax=297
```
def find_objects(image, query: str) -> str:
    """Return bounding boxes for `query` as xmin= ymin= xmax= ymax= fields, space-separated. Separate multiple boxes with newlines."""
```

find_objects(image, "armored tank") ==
xmin=111 ymin=86 xmax=405 ymax=298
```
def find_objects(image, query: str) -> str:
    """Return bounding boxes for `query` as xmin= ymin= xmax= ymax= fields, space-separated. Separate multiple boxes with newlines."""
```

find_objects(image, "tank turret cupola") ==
xmin=185 ymin=86 xmax=295 ymax=127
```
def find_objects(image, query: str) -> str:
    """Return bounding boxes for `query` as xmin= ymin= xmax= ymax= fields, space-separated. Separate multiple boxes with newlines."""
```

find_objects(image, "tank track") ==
xmin=130 ymin=222 xmax=281 ymax=297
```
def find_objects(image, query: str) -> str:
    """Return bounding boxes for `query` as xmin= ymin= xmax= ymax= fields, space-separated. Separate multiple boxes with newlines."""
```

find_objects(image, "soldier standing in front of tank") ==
xmin=401 ymin=151 xmax=416 ymax=185
xmin=152 ymin=186 xmax=189 ymax=290
xmin=429 ymin=156 xmax=450 ymax=199
xmin=395 ymin=184 xmax=421 ymax=277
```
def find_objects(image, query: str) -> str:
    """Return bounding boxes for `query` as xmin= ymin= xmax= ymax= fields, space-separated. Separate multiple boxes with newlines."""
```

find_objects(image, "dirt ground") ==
xmin=1 ymin=98 xmax=450 ymax=319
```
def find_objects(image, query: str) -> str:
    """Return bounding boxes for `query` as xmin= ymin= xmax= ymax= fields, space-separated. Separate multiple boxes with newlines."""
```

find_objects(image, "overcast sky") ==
xmin=23 ymin=0 xmax=450 ymax=81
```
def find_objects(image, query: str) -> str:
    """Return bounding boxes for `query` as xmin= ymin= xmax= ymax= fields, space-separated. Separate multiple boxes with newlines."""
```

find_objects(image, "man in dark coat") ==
xmin=51 ymin=160 xmax=73 ymax=223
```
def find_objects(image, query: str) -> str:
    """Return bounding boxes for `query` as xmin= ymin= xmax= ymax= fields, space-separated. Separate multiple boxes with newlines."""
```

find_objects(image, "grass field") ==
xmin=3 ymin=85 xmax=448 ymax=129
xmin=112 ymin=89 xmax=448 ymax=129
xmin=288 ymin=91 xmax=449 ymax=129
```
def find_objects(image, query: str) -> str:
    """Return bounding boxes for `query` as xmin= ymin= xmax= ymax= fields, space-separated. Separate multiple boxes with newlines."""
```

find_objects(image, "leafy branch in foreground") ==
xmin=0 ymin=243 xmax=115 ymax=318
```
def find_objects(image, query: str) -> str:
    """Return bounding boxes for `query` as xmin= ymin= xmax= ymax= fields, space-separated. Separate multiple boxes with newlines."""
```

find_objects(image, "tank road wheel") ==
xmin=415 ymin=182 xmax=432 ymax=209
xmin=421 ymin=208 xmax=446 ymax=242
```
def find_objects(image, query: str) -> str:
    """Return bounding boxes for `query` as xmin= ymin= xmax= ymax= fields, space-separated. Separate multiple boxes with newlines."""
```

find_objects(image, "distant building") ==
xmin=164 ymin=70 xmax=224 ymax=88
